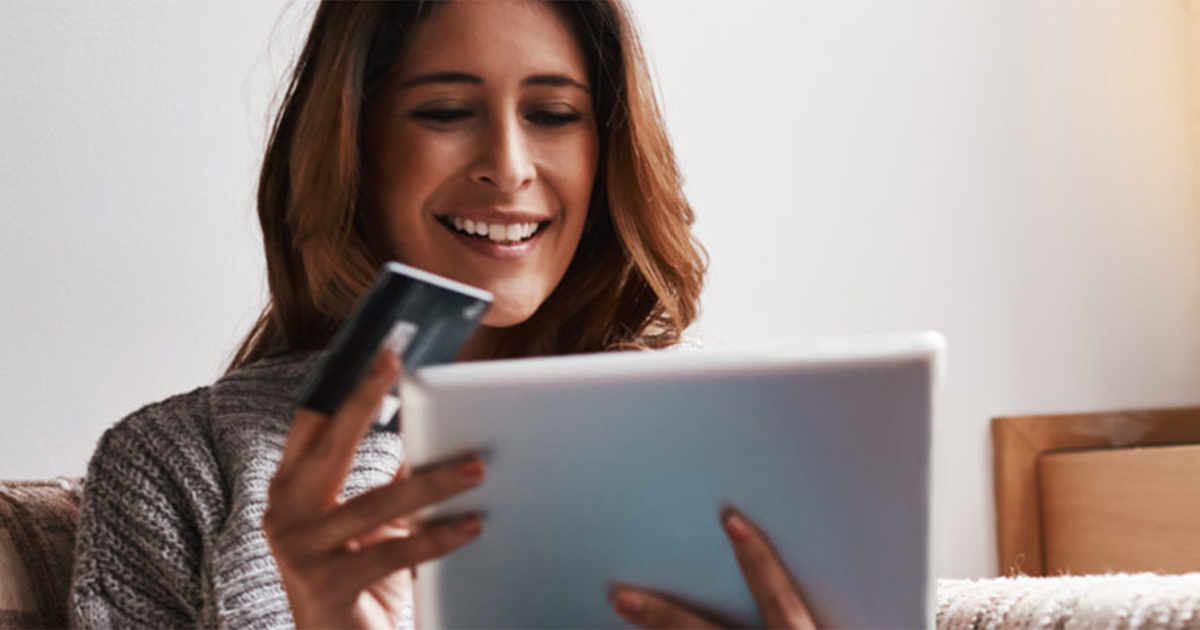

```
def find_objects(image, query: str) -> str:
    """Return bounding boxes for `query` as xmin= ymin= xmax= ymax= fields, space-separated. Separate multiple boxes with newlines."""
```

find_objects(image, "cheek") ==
xmin=549 ymin=133 xmax=600 ymax=217
xmin=368 ymin=128 xmax=466 ymax=251
xmin=372 ymin=129 xmax=451 ymax=208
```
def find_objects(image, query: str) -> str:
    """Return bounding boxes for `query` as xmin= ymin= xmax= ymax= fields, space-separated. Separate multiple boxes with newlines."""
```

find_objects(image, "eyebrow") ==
xmin=522 ymin=74 xmax=589 ymax=91
xmin=400 ymin=71 xmax=588 ymax=91
xmin=401 ymin=71 xmax=481 ymax=88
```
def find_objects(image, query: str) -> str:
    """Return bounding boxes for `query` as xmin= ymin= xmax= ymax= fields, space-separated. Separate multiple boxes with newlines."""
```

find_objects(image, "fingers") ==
xmin=321 ymin=351 xmax=400 ymax=466
xmin=339 ymin=515 xmax=483 ymax=592
xmin=277 ymin=407 xmax=328 ymax=477
xmin=609 ymin=512 xmax=817 ymax=630
xmin=723 ymin=509 xmax=816 ymax=630
xmin=273 ymin=351 xmax=401 ymax=515
xmin=609 ymin=587 xmax=723 ymax=630
xmin=305 ymin=455 xmax=485 ymax=552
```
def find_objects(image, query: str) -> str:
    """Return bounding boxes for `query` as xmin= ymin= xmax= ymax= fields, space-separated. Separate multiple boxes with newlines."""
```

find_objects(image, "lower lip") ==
xmin=443 ymin=223 xmax=543 ymax=260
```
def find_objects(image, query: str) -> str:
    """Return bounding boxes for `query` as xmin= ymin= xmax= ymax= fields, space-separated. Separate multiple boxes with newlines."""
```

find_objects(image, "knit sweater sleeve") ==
xmin=70 ymin=387 xmax=226 ymax=629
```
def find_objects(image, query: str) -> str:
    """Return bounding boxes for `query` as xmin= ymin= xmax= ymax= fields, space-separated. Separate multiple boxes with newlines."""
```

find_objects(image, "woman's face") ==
xmin=362 ymin=0 xmax=599 ymax=328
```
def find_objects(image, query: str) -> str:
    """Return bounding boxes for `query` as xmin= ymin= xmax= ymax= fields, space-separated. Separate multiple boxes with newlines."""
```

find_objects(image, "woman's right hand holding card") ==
xmin=263 ymin=351 xmax=485 ymax=629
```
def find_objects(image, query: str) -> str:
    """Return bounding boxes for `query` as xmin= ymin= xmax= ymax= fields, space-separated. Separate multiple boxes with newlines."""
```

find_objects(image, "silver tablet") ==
xmin=402 ymin=331 xmax=942 ymax=629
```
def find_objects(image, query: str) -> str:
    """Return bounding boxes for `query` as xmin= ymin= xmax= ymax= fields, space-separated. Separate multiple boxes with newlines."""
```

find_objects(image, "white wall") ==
xmin=1 ymin=1 xmax=304 ymax=474
xmin=634 ymin=0 xmax=1200 ymax=579
xmin=0 ymin=1 xmax=1197 ymax=580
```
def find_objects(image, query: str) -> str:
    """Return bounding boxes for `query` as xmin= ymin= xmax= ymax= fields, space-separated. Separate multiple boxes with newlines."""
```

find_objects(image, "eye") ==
xmin=526 ymin=110 xmax=584 ymax=128
xmin=412 ymin=107 xmax=473 ymax=124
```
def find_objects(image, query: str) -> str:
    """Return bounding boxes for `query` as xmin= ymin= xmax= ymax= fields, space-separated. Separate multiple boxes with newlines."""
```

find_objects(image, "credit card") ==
xmin=297 ymin=262 xmax=493 ymax=426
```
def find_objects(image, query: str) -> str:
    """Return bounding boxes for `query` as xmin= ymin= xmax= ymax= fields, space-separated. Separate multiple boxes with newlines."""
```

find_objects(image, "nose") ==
xmin=468 ymin=113 xmax=536 ymax=193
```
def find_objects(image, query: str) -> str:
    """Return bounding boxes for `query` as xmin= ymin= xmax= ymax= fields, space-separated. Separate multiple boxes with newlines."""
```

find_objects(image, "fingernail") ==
xmin=724 ymin=511 xmax=751 ymax=541
xmin=613 ymin=590 xmax=645 ymax=617
xmin=457 ymin=515 xmax=482 ymax=538
xmin=456 ymin=458 xmax=484 ymax=483
xmin=375 ymin=351 xmax=399 ymax=374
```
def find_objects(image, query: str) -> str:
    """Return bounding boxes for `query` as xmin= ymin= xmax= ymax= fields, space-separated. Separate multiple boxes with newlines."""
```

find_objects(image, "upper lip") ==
xmin=436 ymin=209 xmax=550 ymax=224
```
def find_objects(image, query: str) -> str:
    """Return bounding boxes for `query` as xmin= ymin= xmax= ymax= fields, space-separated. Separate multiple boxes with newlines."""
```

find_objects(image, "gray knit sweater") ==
xmin=69 ymin=352 xmax=406 ymax=629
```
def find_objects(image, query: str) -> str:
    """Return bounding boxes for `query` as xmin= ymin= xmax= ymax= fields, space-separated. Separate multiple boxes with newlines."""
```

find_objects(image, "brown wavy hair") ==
xmin=229 ymin=0 xmax=706 ymax=371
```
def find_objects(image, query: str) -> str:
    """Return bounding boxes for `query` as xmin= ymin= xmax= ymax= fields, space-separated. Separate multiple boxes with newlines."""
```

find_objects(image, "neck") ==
xmin=456 ymin=326 xmax=503 ymax=362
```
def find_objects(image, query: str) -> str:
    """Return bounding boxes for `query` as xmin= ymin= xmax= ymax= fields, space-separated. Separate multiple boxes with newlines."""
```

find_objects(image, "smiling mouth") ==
xmin=438 ymin=215 xmax=548 ymax=245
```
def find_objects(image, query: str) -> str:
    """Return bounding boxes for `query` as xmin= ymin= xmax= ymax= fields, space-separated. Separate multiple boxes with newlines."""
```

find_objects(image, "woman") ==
xmin=70 ymin=1 xmax=815 ymax=628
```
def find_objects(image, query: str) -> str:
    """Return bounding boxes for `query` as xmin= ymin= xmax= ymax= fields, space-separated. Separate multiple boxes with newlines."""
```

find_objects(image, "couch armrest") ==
xmin=0 ymin=478 xmax=84 ymax=629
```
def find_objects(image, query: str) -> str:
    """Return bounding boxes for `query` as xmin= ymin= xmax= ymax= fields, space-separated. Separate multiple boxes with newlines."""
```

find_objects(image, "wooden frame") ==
xmin=992 ymin=406 xmax=1200 ymax=576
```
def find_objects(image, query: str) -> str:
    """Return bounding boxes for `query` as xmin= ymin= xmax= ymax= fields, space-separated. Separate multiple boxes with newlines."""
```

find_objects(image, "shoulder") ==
xmin=78 ymin=381 xmax=226 ymax=528
xmin=71 ymin=352 xmax=322 ymax=627
xmin=87 ymin=385 xmax=217 ymax=481
xmin=72 ymin=386 xmax=220 ymax=627
xmin=83 ymin=350 xmax=322 ymax=485
xmin=80 ymin=351 xmax=324 ymax=500
xmin=78 ymin=350 xmax=322 ymax=538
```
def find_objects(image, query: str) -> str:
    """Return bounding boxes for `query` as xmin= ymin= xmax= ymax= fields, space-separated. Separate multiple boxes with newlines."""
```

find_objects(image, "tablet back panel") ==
xmin=402 ymin=332 xmax=940 ymax=629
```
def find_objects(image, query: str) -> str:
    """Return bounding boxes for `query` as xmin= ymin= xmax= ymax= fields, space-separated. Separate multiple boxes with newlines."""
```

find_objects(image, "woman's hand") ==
xmin=609 ymin=509 xmax=817 ymax=629
xmin=264 ymin=351 xmax=485 ymax=630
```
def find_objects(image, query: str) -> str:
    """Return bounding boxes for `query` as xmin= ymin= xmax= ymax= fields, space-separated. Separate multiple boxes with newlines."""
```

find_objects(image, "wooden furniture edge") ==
xmin=992 ymin=417 xmax=1043 ymax=576
xmin=991 ymin=406 xmax=1200 ymax=577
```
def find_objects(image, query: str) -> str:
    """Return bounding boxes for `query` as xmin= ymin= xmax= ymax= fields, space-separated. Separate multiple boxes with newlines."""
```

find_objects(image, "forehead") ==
xmin=397 ymin=0 xmax=588 ymax=83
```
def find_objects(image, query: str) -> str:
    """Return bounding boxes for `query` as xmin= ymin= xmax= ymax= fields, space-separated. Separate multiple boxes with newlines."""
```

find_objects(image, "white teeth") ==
xmin=446 ymin=217 xmax=542 ymax=243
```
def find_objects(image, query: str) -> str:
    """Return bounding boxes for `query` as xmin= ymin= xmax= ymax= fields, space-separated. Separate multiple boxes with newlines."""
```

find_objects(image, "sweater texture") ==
xmin=69 ymin=352 xmax=406 ymax=629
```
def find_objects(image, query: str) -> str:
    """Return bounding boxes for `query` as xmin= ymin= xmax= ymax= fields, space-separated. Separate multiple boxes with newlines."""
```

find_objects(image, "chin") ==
xmin=479 ymin=298 xmax=542 ymax=329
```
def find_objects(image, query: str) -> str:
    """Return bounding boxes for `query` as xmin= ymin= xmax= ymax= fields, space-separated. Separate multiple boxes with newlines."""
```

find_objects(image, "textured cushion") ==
xmin=0 ymin=478 xmax=83 ymax=630
xmin=937 ymin=573 xmax=1200 ymax=629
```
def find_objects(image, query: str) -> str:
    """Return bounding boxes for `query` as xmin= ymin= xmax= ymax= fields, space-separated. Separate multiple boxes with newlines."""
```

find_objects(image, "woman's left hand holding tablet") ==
xmin=264 ymin=351 xmax=486 ymax=629
xmin=610 ymin=510 xmax=817 ymax=629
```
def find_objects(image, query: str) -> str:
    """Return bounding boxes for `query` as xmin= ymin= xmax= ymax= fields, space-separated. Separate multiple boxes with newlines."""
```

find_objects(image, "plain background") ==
xmin=1 ymin=0 xmax=1198 ymax=580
